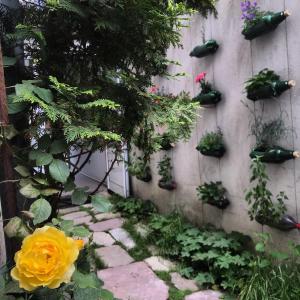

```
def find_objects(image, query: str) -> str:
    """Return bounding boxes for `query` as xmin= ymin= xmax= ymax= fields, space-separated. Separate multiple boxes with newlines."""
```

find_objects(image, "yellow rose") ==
xmin=11 ymin=226 xmax=84 ymax=291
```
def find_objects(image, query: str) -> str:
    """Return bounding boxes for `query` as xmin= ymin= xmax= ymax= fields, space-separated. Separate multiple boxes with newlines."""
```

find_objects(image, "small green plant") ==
xmin=197 ymin=181 xmax=230 ymax=209
xmin=245 ymin=157 xmax=287 ymax=226
xmin=196 ymin=129 xmax=225 ymax=157
xmin=128 ymin=156 xmax=152 ymax=182
xmin=157 ymin=155 xmax=176 ymax=190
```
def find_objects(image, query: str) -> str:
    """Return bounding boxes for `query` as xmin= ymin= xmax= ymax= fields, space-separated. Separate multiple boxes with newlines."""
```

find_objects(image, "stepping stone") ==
xmin=170 ymin=272 xmax=198 ymax=292
xmin=144 ymin=256 xmax=176 ymax=272
xmin=134 ymin=223 xmax=148 ymax=237
xmin=62 ymin=211 xmax=89 ymax=220
xmin=94 ymin=212 xmax=121 ymax=222
xmin=109 ymin=228 xmax=136 ymax=250
xmin=95 ymin=245 xmax=134 ymax=268
xmin=98 ymin=261 xmax=169 ymax=300
xmin=89 ymin=218 xmax=124 ymax=232
xmin=73 ymin=215 xmax=92 ymax=225
xmin=59 ymin=206 xmax=80 ymax=215
xmin=185 ymin=290 xmax=223 ymax=300
xmin=93 ymin=232 xmax=115 ymax=247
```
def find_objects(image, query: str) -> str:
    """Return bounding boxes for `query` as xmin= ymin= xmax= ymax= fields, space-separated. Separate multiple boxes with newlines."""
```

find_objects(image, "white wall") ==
xmin=132 ymin=0 xmax=300 ymax=247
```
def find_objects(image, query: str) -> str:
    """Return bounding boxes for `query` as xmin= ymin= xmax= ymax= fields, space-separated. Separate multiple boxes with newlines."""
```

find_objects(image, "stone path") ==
xmin=59 ymin=204 xmax=223 ymax=300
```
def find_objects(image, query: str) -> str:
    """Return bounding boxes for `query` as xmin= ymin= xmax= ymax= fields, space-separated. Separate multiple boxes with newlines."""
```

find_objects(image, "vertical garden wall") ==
xmin=132 ymin=0 xmax=300 ymax=247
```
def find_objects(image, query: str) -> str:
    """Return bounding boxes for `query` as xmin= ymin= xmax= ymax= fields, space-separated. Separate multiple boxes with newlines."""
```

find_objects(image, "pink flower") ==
xmin=195 ymin=72 xmax=207 ymax=83
xmin=149 ymin=85 xmax=159 ymax=94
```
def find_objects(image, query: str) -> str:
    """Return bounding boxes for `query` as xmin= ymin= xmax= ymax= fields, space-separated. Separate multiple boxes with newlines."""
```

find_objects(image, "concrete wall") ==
xmin=132 ymin=0 xmax=300 ymax=247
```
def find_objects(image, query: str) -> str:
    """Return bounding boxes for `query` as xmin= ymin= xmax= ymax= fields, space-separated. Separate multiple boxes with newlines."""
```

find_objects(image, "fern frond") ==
xmin=77 ymin=99 xmax=120 ymax=110
xmin=46 ymin=0 xmax=87 ymax=18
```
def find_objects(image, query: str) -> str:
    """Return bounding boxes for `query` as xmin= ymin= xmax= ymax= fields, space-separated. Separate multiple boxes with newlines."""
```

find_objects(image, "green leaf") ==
xmin=255 ymin=242 xmax=265 ymax=253
xmin=3 ymin=56 xmax=17 ymax=67
xmin=7 ymin=94 xmax=27 ymax=114
xmin=72 ymin=271 xmax=101 ymax=289
xmin=64 ymin=178 xmax=76 ymax=192
xmin=20 ymin=184 xmax=41 ymax=198
xmin=195 ymin=272 xmax=215 ymax=285
xmin=40 ymin=188 xmax=60 ymax=196
xmin=35 ymin=151 xmax=53 ymax=166
xmin=4 ymin=217 xmax=30 ymax=238
xmin=74 ymin=287 xmax=102 ymax=300
xmin=32 ymin=175 xmax=49 ymax=185
xmin=33 ymin=86 xmax=54 ymax=103
xmin=50 ymin=139 xmax=68 ymax=154
xmin=30 ymin=198 xmax=52 ymax=225
xmin=73 ymin=226 xmax=90 ymax=237
xmin=15 ymin=165 xmax=30 ymax=177
xmin=100 ymin=289 xmax=115 ymax=300
xmin=49 ymin=159 xmax=70 ymax=183
xmin=60 ymin=220 xmax=74 ymax=235
xmin=38 ymin=134 xmax=52 ymax=151
xmin=19 ymin=178 xmax=35 ymax=187
xmin=91 ymin=195 xmax=113 ymax=213
xmin=72 ymin=188 xmax=88 ymax=205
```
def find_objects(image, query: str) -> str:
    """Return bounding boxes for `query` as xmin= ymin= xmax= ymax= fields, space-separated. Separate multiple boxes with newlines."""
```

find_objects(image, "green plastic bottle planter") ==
xmin=136 ymin=168 xmax=152 ymax=183
xmin=158 ymin=180 xmax=177 ymax=191
xmin=190 ymin=39 xmax=219 ymax=58
xmin=206 ymin=197 xmax=230 ymax=209
xmin=197 ymin=145 xmax=226 ymax=158
xmin=242 ymin=10 xmax=290 ymax=40
xmin=247 ymin=80 xmax=295 ymax=101
xmin=250 ymin=146 xmax=300 ymax=163
xmin=193 ymin=90 xmax=222 ymax=106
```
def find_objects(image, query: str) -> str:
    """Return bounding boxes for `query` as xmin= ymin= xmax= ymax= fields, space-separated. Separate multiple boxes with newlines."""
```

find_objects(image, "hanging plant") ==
xmin=197 ymin=181 xmax=230 ymax=209
xmin=245 ymin=157 xmax=288 ymax=228
xmin=241 ymin=1 xmax=290 ymax=40
xmin=193 ymin=72 xmax=222 ymax=106
xmin=196 ymin=128 xmax=226 ymax=158
xmin=245 ymin=69 xmax=295 ymax=101
xmin=128 ymin=157 xmax=152 ymax=183
xmin=159 ymin=132 xmax=176 ymax=151
xmin=157 ymin=155 xmax=176 ymax=190
xmin=189 ymin=39 xmax=219 ymax=58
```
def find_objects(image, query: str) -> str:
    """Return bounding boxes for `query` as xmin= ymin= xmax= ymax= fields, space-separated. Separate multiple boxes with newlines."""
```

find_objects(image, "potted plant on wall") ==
xmin=190 ymin=39 xmax=219 ymax=58
xmin=197 ymin=181 xmax=230 ymax=209
xmin=158 ymin=132 xmax=176 ymax=151
xmin=128 ymin=156 xmax=152 ymax=182
xmin=245 ymin=157 xmax=300 ymax=230
xmin=193 ymin=72 xmax=222 ymax=106
xmin=241 ymin=1 xmax=290 ymax=40
xmin=245 ymin=69 xmax=295 ymax=101
xmin=196 ymin=129 xmax=226 ymax=158
xmin=249 ymin=117 xmax=300 ymax=163
xmin=157 ymin=155 xmax=176 ymax=190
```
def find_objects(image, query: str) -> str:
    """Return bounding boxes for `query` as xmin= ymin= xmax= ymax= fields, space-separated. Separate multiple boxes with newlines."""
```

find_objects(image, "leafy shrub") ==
xmin=196 ymin=129 xmax=224 ymax=153
xmin=158 ymin=155 xmax=173 ymax=183
xmin=128 ymin=157 xmax=151 ymax=180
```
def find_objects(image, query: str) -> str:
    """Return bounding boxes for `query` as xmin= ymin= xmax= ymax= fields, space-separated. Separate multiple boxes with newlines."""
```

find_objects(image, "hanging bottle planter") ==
xmin=255 ymin=214 xmax=300 ymax=231
xmin=196 ymin=129 xmax=226 ymax=158
xmin=245 ymin=69 xmax=295 ymax=101
xmin=190 ymin=39 xmax=219 ymax=58
xmin=241 ymin=1 xmax=290 ymax=40
xmin=159 ymin=133 xmax=175 ymax=151
xmin=128 ymin=157 xmax=152 ymax=183
xmin=157 ymin=155 xmax=176 ymax=191
xmin=250 ymin=146 xmax=300 ymax=163
xmin=193 ymin=72 xmax=222 ymax=106
xmin=197 ymin=181 xmax=230 ymax=209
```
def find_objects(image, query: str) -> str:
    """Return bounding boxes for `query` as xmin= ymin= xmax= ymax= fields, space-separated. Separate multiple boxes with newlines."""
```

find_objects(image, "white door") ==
xmin=106 ymin=145 xmax=130 ymax=198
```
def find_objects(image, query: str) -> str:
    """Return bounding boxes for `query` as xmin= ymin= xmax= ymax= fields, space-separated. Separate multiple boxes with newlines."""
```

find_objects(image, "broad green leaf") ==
xmin=35 ymin=151 xmax=53 ymax=166
xmin=91 ymin=195 xmax=113 ymax=213
xmin=7 ymin=94 xmax=27 ymax=114
xmin=30 ymin=198 xmax=52 ymax=225
xmin=255 ymin=242 xmax=265 ymax=253
xmin=32 ymin=175 xmax=49 ymax=185
xmin=40 ymin=188 xmax=60 ymax=196
xmin=73 ymin=226 xmax=90 ymax=237
xmin=195 ymin=272 xmax=215 ymax=285
xmin=3 ymin=56 xmax=17 ymax=67
xmin=19 ymin=178 xmax=35 ymax=187
xmin=72 ymin=188 xmax=88 ymax=205
xmin=1 ymin=125 xmax=18 ymax=140
xmin=100 ymin=289 xmax=115 ymax=300
xmin=49 ymin=159 xmax=70 ymax=183
xmin=60 ymin=220 xmax=74 ymax=235
xmin=72 ymin=271 xmax=101 ymax=289
xmin=14 ymin=165 xmax=30 ymax=177
xmin=74 ymin=287 xmax=102 ymax=300
xmin=38 ymin=134 xmax=52 ymax=150
xmin=29 ymin=149 xmax=40 ymax=160
xmin=20 ymin=184 xmax=40 ymax=198
xmin=33 ymin=86 xmax=54 ymax=103
xmin=50 ymin=139 xmax=68 ymax=154
xmin=4 ymin=217 xmax=30 ymax=238
xmin=64 ymin=177 xmax=76 ymax=192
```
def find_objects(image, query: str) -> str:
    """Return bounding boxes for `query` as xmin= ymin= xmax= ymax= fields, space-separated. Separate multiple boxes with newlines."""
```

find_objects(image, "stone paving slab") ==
xmin=109 ymin=228 xmax=136 ymax=250
xmin=73 ymin=215 xmax=93 ymax=225
xmin=185 ymin=290 xmax=223 ymax=300
xmin=98 ymin=261 xmax=169 ymax=300
xmin=94 ymin=212 xmax=121 ymax=222
xmin=144 ymin=256 xmax=176 ymax=272
xmin=89 ymin=218 xmax=124 ymax=232
xmin=170 ymin=272 xmax=198 ymax=292
xmin=93 ymin=232 xmax=115 ymax=247
xmin=95 ymin=245 xmax=134 ymax=268
xmin=58 ymin=206 xmax=80 ymax=215
xmin=61 ymin=211 xmax=89 ymax=220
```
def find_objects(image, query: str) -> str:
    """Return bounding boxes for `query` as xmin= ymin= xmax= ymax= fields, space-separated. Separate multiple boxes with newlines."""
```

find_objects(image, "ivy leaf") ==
xmin=91 ymin=195 xmax=113 ymax=213
xmin=20 ymin=184 xmax=41 ymax=198
xmin=49 ymin=159 xmax=70 ymax=183
xmin=73 ymin=226 xmax=90 ymax=237
xmin=40 ymin=188 xmax=60 ymax=196
xmin=14 ymin=165 xmax=30 ymax=177
xmin=72 ymin=188 xmax=88 ymax=205
xmin=30 ymin=198 xmax=52 ymax=225
xmin=50 ymin=139 xmax=68 ymax=154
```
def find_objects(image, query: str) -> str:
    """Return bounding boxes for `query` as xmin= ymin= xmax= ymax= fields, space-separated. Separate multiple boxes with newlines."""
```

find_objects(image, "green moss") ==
xmin=155 ymin=271 xmax=171 ymax=282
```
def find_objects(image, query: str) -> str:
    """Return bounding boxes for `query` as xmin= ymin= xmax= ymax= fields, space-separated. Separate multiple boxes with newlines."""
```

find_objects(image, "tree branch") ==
xmin=73 ymin=151 xmax=93 ymax=176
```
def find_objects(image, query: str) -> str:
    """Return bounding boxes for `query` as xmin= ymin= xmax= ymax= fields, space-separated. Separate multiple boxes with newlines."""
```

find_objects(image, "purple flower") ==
xmin=240 ymin=0 xmax=259 ymax=22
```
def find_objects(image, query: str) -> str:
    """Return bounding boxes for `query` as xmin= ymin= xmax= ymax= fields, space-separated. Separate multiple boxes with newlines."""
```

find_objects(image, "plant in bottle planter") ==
xmin=157 ymin=155 xmax=176 ymax=190
xmin=241 ymin=1 xmax=290 ymax=40
xmin=197 ymin=181 xmax=230 ymax=209
xmin=245 ymin=69 xmax=295 ymax=101
xmin=196 ymin=129 xmax=226 ymax=157
xmin=128 ymin=156 xmax=152 ymax=182
xmin=249 ymin=117 xmax=300 ymax=163
xmin=193 ymin=72 xmax=222 ymax=106
xmin=245 ymin=157 xmax=290 ymax=228
xmin=158 ymin=132 xmax=176 ymax=151
xmin=190 ymin=39 xmax=219 ymax=58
